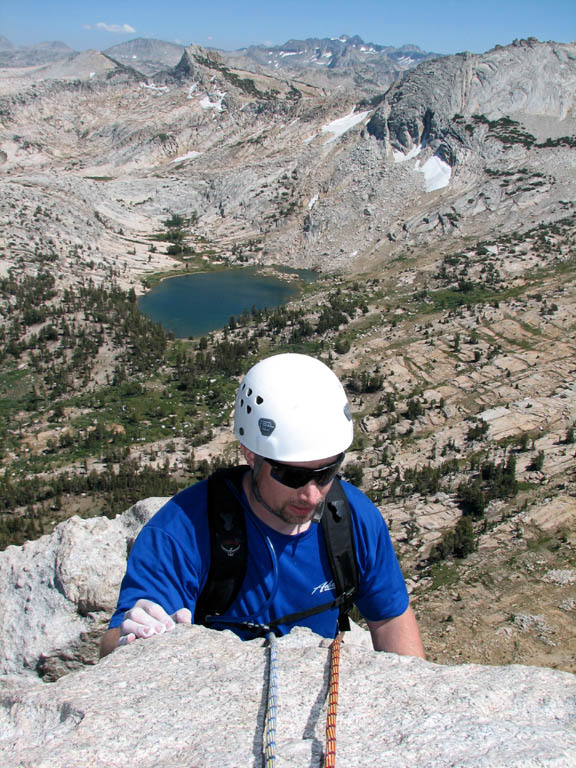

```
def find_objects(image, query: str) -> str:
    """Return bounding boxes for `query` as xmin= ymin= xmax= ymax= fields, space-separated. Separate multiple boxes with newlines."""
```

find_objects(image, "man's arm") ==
xmin=366 ymin=606 xmax=425 ymax=658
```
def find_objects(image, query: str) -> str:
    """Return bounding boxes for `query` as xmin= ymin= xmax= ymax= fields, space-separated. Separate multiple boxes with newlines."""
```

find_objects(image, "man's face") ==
xmin=242 ymin=447 xmax=340 ymax=527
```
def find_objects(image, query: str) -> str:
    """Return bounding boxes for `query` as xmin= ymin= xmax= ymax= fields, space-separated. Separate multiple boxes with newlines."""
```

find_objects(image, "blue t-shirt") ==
xmin=109 ymin=473 xmax=409 ymax=639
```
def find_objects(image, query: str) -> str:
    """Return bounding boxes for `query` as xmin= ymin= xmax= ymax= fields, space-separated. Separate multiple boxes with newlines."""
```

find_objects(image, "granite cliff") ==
xmin=2 ymin=625 xmax=575 ymax=767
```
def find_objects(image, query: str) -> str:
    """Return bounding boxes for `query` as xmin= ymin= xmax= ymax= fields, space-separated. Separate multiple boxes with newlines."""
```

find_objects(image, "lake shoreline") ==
xmin=138 ymin=265 xmax=318 ymax=339
xmin=139 ymin=260 xmax=313 ymax=293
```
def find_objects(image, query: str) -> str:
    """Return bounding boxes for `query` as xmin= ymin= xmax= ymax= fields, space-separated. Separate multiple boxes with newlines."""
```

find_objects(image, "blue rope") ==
xmin=263 ymin=631 xmax=278 ymax=768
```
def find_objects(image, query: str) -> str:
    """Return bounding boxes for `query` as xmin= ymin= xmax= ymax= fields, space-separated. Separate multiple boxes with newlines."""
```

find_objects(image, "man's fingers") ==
xmin=172 ymin=608 xmax=192 ymax=624
xmin=117 ymin=632 xmax=136 ymax=647
xmin=137 ymin=599 xmax=175 ymax=629
xmin=118 ymin=600 xmax=188 ymax=647
xmin=124 ymin=604 xmax=175 ymax=633
xmin=120 ymin=617 xmax=166 ymax=639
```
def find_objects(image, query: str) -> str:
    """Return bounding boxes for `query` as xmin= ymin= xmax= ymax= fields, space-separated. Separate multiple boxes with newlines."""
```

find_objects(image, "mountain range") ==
xmin=0 ymin=33 xmax=439 ymax=87
xmin=1 ymin=37 xmax=573 ymax=274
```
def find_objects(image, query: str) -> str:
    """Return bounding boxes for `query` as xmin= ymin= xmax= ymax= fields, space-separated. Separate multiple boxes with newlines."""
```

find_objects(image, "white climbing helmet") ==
xmin=234 ymin=353 xmax=353 ymax=462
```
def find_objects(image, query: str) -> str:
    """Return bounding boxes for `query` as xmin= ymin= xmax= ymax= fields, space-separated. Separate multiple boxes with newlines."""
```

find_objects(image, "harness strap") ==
xmin=195 ymin=468 xmax=248 ymax=626
xmin=197 ymin=467 xmax=359 ymax=635
xmin=321 ymin=487 xmax=359 ymax=632
xmin=266 ymin=588 xmax=356 ymax=630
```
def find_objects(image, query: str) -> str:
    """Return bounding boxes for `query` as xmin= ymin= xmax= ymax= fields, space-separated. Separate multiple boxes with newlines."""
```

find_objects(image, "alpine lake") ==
xmin=138 ymin=266 xmax=318 ymax=338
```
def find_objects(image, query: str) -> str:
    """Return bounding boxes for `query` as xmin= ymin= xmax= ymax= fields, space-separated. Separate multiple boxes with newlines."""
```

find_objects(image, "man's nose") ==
xmin=297 ymin=481 xmax=325 ymax=505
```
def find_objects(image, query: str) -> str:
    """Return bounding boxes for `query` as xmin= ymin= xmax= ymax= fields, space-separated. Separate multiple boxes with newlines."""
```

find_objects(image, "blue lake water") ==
xmin=138 ymin=267 xmax=316 ymax=338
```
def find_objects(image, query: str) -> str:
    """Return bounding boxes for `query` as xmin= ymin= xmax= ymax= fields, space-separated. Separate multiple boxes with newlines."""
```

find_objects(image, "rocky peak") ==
xmin=0 ymin=35 xmax=16 ymax=51
xmin=369 ymin=39 xmax=576 ymax=154
xmin=103 ymin=38 xmax=186 ymax=76
xmin=161 ymin=44 xmax=229 ymax=83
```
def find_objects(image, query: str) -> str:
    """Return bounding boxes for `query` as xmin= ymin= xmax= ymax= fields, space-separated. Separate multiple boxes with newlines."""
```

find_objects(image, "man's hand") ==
xmin=99 ymin=599 xmax=192 ymax=658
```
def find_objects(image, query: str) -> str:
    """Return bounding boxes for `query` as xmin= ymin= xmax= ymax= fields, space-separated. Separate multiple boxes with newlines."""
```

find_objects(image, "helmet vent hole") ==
xmin=247 ymin=405 xmax=252 ymax=414
xmin=247 ymin=388 xmax=253 ymax=396
xmin=256 ymin=396 xmax=263 ymax=405
xmin=240 ymin=399 xmax=244 ymax=407
xmin=241 ymin=383 xmax=246 ymax=391
xmin=239 ymin=427 xmax=244 ymax=436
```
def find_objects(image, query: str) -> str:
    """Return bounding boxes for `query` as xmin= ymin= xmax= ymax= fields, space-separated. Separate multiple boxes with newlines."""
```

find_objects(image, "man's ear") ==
xmin=240 ymin=444 xmax=256 ymax=468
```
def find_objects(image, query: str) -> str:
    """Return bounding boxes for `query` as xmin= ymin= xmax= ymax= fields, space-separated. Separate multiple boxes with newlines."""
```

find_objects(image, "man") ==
xmin=100 ymin=353 xmax=424 ymax=658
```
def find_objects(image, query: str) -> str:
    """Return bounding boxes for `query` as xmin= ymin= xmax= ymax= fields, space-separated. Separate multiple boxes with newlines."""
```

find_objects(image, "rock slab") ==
xmin=1 ymin=625 xmax=575 ymax=767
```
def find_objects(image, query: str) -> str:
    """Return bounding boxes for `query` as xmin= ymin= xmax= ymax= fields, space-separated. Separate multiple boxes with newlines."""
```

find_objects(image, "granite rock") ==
xmin=0 ymin=498 xmax=167 ymax=678
xmin=0 ymin=625 xmax=575 ymax=767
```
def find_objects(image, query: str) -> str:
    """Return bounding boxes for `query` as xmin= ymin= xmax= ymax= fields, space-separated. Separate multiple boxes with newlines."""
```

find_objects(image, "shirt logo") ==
xmin=311 ymin=580 xmax=335 ymax=596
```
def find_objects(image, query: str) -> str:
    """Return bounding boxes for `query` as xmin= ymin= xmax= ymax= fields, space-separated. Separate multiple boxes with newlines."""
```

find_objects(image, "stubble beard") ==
xmin=275 ymin=498 xmax=324 ymax=526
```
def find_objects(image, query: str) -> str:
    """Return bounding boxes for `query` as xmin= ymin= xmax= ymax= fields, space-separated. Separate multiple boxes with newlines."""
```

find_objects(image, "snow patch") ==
xmin=200 ymin=90 xmax=226 ymax=112
xmin=187 ymin=84 xmax=198 ymax=98
xmin=89 ymin=72 xmax=96 ymax=80
xmin=307 ymin=195 xmax=318 ymax=210
xmin=321 ymin=109 xmax=371 ymax=144
xmin=415 ymin=155 xmax=452 ymax=191
xmin=393 ymin=144 xmax=423 ymax=163
xmin=280 ymin=51 xmax=298 ymax=57
xmin=140 ymin=83 xmax=169 ymax=93
xmin=172 ymin=151 xmax=202 ymax=163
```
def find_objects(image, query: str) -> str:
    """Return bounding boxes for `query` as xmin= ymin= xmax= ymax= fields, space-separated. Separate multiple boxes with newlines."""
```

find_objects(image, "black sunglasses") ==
xmin=264 ymin=453 xmax=345 ymax=489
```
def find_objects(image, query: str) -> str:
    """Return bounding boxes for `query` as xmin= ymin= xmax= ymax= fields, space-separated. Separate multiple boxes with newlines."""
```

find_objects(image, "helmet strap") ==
xmin=250 ymin=457 xmax=284 ymax=521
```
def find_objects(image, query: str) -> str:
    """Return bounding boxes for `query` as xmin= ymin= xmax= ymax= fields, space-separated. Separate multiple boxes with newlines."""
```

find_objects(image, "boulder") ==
xmin=0 ymin=498 xmax=167 ymax=678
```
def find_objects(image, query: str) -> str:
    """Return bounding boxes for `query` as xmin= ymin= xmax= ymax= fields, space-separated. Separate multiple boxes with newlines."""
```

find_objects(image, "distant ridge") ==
xmin=0 ymin=33 xmax=438 ymax=86
xmin=0 ymin=39 xmax=75 ymax=67
xmin=238 ymin=33 xmax=438 ymax=67
xmin=219 ymin=33 xmax=440 ymax=94
xmin=0 ymin=35 xmax=16 ymax=52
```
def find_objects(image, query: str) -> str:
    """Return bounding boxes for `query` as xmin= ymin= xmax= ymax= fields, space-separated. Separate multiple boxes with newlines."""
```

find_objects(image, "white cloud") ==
xmin=84 ymin=22 xmax=136 ymax=34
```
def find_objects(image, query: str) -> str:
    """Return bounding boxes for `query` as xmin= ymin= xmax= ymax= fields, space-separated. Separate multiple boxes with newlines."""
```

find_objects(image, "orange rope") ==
xmin=323 ymin=634 xmax=342 ymax=768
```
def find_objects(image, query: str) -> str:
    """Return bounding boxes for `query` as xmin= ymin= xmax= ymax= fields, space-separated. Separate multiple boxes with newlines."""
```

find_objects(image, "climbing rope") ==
xmin=322 ymin=633 xmax=343 ymax=768
xmin=262 ymin=631 xmax=343 ymax=768
xmin=263 ymin=631 xmax=279 ymax=768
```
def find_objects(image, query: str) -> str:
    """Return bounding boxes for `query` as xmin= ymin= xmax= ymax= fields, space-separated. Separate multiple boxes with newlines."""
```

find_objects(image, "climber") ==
xmin=99 ymin=353 xmax=425 ymax=659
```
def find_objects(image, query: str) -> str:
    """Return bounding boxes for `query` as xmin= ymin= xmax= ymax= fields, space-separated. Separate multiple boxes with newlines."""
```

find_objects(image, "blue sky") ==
xmin=1 ymin=0 xmax=575 ymax=54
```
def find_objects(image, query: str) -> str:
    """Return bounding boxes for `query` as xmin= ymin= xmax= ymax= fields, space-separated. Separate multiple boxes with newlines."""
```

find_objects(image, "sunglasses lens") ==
xmin=268 ymin=456 xmax=343 ymax=489
xmin=272 ymin=467 xmax=310 ymax=488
